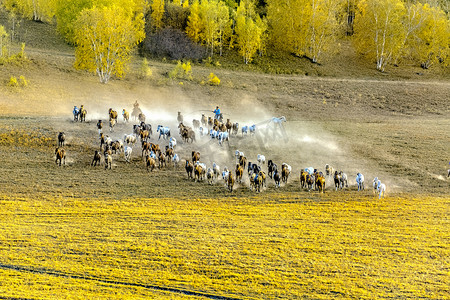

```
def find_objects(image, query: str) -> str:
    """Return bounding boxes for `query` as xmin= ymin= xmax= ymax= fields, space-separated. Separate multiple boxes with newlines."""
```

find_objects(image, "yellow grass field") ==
xmin=0 ymin=194 xmax=448 ymax=299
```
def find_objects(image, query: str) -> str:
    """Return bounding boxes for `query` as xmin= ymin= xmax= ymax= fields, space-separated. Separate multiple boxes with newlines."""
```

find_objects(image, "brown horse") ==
xmin=227 ymin=172 xmax=234 ymax=192
xmin=185 ymin=160 xmax=193 ymax=179
xmin=108 ymin=108 xmax=118 ymax=121
xmin=55 ymin=147 xmax=66 ymax=166
xmin=316 ymin=174 xmax=326 ymax=193
xmin=300 ymin=170 xmax=308 ymax=189
xmin=235 ymin=164 xmax=243 ymax=183
xmin=192 ymin=151 xmax=200 ymax=163
xmin=145 ymin=155 xmax=156 ymax=172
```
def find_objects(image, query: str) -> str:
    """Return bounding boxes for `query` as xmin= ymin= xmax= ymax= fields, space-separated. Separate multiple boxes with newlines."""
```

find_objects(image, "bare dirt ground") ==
xmin=0 ymin=51 xmax=449 ymax=199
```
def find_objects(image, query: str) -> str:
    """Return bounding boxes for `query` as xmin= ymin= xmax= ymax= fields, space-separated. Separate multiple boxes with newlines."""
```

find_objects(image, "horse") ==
xmin=138 ymin=113 xmax=146 ymax=123
xmin=325 ymin=164 xmax=334 ymax=177
xmin=58 ymin=132 xmax=65 ymax=147
xmin=281 ymin=163 xmax=291 ymax=184
xmin=273 ymin=170 xmax=281 ymax=188
xmin=227 ymin=171 xmax=234 ymax=192
xmin=239 ymin=155 xmax=247 ymax=170
xmin=207 ymin=168 xmax=214 ymax=185
xmin=268 ymin=160 xmax=277 ymax=179
xmin=145 ymin=155 xmax=156 ymax=172
xmin=201 ymin=114 xmax=207 ymax=128
xmin=316 ymin=174 xmax=326 ymax=193
xmin=108 ymin=108 xmax=118 ymax=121
xmin=225 ymin=119 xmax=232 ymax=133
xmin=55 ymin=147 xmax=66 ymax=166
xmin=241 ymin=126 xmax=248 ymax=136
xmin=249 ymin=124 xmax=256 ymax=135
xmin=334 ymin=171 xmax=341 ymax=190
xmin=185 ymin=160 xmax=193 ymax=179
xmin=306 ymin=174 xmax=315 ymax=191
xmin=79 ymin=106 xmax=87 ymax=122
xmin=192 ymin=119 xmax=200 ymax=129
xmin=356 ymin=173 xmax=365 ymax=191
xmin=254 ymin=173 xmax=263 ymax=192
xmin=157 ymin=125 xmax=170 ymax=140
xmin=218 ymin=131 xmax=229 ymax=146
xmin=212 ymin=163 xmax=220 ymax=179
xmin=73 ymin=106 xmax=80 ymax=121
xmin=257 ymin=154 xmax=265 ymax=165
xmin=172 ymin=153 xmax=180 ymax=168
xmin=300 ymin=169 xmax=308 ymax=189
xmin=124 ymin=146 xmax=132 ymax=162
xmin=339 ymin=171 xmax=348 ymax=188
xmin=194 ymin=163 xmax=205 ymax=182
xmin=378 ymin=182 xmax=386 ymax=199
xmin=122 ymin=109 xmax=129 ymax=122
xmin=104 ymin=152 xmax=112 ymax=169
xmin=109 ymin=119 xmax=116 ymax=132
xmin=177 ymin=112 xmax=183 ymax=124
xmin=124 ymin=134 xmax=137 ymax=146
xmin=141 ymin=141 xmax=151 ymax=157
xmin=91 ymin=150 xmax=101 ymax=166
xmin=97 ymin=120 xmax=103 ymax=134
xmin=192 ymin=151 xmax=200 ymax=163
xmin=139 ymin=129 xmax=149 ymax=142
xmin=232 ymin=122 xmax=239 ymax=135
xmin=235 ymin=164 xmax=244 ymax=183
xmin=165 ymin=146 xmax=174 ymax=163
xmin=169 ymin=137 xmax=177 ymax=149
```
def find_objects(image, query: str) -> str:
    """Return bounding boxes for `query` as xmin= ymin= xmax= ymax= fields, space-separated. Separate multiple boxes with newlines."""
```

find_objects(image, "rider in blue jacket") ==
xmin=213 ymin=106 xmax=221 ymax=120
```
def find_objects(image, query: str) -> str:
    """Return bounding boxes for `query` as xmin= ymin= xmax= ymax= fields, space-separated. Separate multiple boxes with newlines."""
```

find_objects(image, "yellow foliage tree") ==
xmin=267 ymin=0 xmax=311 ymax=57
xmin=200 ymin=0 xmax=220 ymax=56
xmin=74 ymin=5 xmax=145 ymax=83
xmin=412 ymin=4 xmax=449 ymax=68
xmin=2 ymin=0 xmax=57 ymax=22
xmin=353 ymin=0 xmax=406 ymax=71
xmin=186 ymin=0 xmax=202 ymax=43
xmin=151 ymin=0 xmax=165 ymax=30
xmin=309 ymin=0 xmax=343 ymax=63
xmin=235 ymin=0 xmax=265 ymax=64
xmin=268 ymin=0 xmax=342 ymax=63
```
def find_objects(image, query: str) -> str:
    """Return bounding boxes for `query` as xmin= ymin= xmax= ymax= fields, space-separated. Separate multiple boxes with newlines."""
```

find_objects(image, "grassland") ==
xmin=0 ymin=194 xmax=448 ymax=299
xmin=0 ymin=9 xmax=449 ymax=299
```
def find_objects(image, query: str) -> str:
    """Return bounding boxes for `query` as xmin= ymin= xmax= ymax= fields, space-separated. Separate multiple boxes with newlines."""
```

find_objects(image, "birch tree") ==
xmin=353 ymin=0 xmax=406 ymax=71
xmin=74 ymin=5 xmax=145 ymax=83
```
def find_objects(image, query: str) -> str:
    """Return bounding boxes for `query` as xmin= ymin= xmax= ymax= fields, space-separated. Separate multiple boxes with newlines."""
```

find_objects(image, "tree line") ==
xmin=1 ymin=0 xmax=448 ymax=82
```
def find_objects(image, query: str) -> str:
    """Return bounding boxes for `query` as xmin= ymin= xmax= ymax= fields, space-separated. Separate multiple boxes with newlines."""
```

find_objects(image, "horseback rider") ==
xmin=97 ymin=119 xmax=103 ymax=134
xmin=213 ymin=106 xmax=222 ymax=121
xmin=73 ymin=106 xmax=80 ymax=121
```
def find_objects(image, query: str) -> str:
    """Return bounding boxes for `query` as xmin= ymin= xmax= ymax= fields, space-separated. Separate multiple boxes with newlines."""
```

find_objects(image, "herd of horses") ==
xmin=60 ymin=106 xmax=387 ymax=198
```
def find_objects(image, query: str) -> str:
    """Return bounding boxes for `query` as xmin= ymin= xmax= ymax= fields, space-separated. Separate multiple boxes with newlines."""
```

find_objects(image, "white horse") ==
xmin=169 ymin=137 xmax=177 ymax=149
xmin=172 ymin=153 xmax=180 ymax=168
xmin=124 ymin=146 xmax=132 ymax=162
xmin=124 ymin=134 xmax=137 ymax=146
xmin=356 ymin=173 xmax=365 ymax=191
xmin=241 ymin=126 xmax=249 ymax=136
xmin=373 ymin=177 xmax=381 ymax=195
xmin=207 ymin=168 xmax=215 ymax=185
xmin=249 ymin=124 xmax=256 ymax=135
xmin=209 ymin=129 xmax=219 ymax=139
xmin=157 ymin=125 xmax=171 ymax=140
xmin=212 ymin=162 xmax=220 ymax=179
xmin=378 ymin=182 xmax=386 ymax=199
xmin=218 ymin=131 xmax=229 ymax=146
xmin=257 ymin=154 xmax=266 ymax=165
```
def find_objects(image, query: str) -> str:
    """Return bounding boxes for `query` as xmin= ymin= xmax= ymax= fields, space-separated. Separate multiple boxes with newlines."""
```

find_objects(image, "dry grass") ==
xmin=0 ymin=194 xmax=448 ymax=299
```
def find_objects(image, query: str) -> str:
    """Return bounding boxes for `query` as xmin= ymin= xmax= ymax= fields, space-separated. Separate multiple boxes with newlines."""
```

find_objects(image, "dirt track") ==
xmin=0 ymin=53 xmax=449 ymax=198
